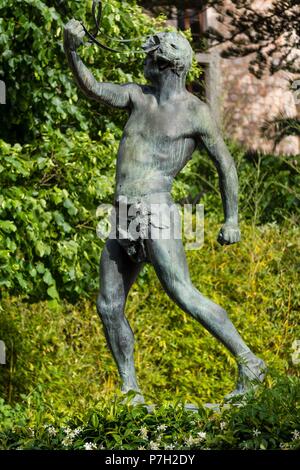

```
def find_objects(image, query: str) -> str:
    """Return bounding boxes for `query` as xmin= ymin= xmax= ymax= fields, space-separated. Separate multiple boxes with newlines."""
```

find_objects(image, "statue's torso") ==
xmin=115 ymin=87 xmax=199 ymax=199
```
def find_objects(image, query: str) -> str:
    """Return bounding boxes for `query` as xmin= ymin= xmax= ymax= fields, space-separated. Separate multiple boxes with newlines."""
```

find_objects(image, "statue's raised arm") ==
xmin=63 ymin=19 xmax=138 ymax=108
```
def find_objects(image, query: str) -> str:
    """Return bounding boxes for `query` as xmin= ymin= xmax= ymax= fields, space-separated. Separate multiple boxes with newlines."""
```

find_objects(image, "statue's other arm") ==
xmin=197 ymin=103 xmax=241 ymax=245
xmin=64 ymin=19 xmax=137 ymax=108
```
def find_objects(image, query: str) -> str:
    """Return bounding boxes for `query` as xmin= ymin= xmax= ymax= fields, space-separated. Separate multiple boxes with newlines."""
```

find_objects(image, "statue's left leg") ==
xmin=146 ymin=235 xmax=266 ymax=399
xmin=97 ymin=238 xmax=145 ymax=403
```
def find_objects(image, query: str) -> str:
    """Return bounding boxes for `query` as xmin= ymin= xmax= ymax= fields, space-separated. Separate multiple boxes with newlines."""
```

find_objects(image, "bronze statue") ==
xmin=64 ymin=17 xmax=266 ymax=405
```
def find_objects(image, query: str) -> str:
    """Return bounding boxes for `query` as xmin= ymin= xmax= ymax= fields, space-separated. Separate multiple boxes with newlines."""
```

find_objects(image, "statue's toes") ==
xmin=121 ymin=390 xmax=145 ymax=406
xmin=223 ymin=387 xmax=247 ymax=403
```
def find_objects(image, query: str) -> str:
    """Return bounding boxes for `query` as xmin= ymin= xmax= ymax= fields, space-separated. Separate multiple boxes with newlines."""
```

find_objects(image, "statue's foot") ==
xmin=121 ymin=387 xmax=145 ymax=406
xmin=224 ymin=356 xmax=267 ymax=402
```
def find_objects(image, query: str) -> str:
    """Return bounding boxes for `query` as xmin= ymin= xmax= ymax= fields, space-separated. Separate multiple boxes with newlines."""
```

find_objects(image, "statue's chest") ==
xmin=127 ymin=102 xmax=192 ymax=140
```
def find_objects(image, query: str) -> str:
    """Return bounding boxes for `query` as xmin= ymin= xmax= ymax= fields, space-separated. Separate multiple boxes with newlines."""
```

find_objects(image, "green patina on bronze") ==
xmin=64 ymin=15 xmax=266 ymax=405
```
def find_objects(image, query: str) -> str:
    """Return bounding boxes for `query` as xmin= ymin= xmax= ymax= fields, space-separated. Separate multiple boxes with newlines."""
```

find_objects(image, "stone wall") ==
xmin=219 ymin=54 xmax=299 ymax=155
xmin=206 ymin=3 xmax=299 ymax=155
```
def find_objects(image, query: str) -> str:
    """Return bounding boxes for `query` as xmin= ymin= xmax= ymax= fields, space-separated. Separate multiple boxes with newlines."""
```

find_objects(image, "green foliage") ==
xmin=0 ymin=0 xmax=160 ymax=143
xmin=0 ymin=376 xmax=299 ymax=450
xmin=0 ymin=0 xmax=200 ymax=144
xmin=262 ymin=115 xmax=300 ymax=148
xmin=0 ymin=130 xmax=117 ymax=300
xmin=0 ymin=220 xmax=299 ymax=409
xmin=177 ymin=142 xmax=300 ymax=224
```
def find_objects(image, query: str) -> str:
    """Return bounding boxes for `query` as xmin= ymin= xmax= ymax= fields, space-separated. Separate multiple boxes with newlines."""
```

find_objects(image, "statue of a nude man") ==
xmin=64 ymin=19 xmax=266 ymax=403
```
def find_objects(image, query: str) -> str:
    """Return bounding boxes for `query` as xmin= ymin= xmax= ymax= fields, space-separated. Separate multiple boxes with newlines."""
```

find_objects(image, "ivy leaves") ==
xmin=0 ymin=0 xmax=159 ymax=143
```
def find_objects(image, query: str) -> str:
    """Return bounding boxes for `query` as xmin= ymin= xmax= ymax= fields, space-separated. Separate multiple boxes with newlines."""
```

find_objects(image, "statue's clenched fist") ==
xmin=64 ymin=19 xmax=85 ymax=50
xmin=217 ymin=221 xmax=241 ymax=245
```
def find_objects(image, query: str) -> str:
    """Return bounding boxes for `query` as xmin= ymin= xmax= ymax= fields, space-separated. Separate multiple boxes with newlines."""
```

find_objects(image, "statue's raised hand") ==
xmin=64 ymin=19 xmax=85 ymax=51
xmin=217 ymin=221 xmax=241 ymax=245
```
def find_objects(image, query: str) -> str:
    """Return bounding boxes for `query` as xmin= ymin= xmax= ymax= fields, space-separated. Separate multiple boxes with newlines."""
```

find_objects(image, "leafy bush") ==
xmin=0 ymin=0 xmax=200 ymax=144
xmin=177 ymin=142 xmax=300 ymax=225
xmin=0 ymin=374 xmax=299 ymax=450
xmin=0 ymin=130 xmax=116 ymax=300
xmin=1 ymin=0 xmax=160 ymax=300
xmin=0 ymin=0 xmax=160 ymax=143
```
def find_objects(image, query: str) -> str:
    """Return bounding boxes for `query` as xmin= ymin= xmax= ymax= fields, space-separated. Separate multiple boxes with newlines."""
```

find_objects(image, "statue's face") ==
xmin=142 ymin=32 xmax=193 ymax=82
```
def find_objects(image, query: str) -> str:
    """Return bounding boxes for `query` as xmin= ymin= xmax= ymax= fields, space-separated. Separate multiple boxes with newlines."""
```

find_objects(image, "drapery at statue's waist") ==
xmin=114 ymin=191 xmax=174 ymax=208
xmin=115 ymin=175 xmax=174 ymax=200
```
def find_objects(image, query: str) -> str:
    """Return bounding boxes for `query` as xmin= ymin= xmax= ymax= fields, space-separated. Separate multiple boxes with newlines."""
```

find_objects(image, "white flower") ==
xmin=184 ymin=435 xmax=196 ymax=446
xmin=84 ymin=442 xmax=97 ymax=450
xmin=252 ymin=429 xmax=261 ymax=437
xmin=138 ymin=446 xmax=145 ymax=450
xmin=62 ymin=437 xmax=73 ymax=447
xmin=165 ymin=444 xmax=176 ymax=450
xmin=139 ymin=426 xmax=148 ymax=439
xmin=61 ymin=426 xmax=82 ymax=441
xmin=157 ymin=424 xmax=167 ymax=432
xmin=62 ymin=426 xmax=72 ymax=436
xmin=220 ymin=421 xmax=227 ymax=431
xmin=28 ymin=427 xmax=35 ymax=437
xmin=292 ymin=430 xmax=300 ymax=440
xmin=72 ymin=427 xmax=83 ymax=437
xmin=149 ymin=441 xmax=160 ymax=450
xmin=197 ymin=432 xmax=207 ymax=441
xmin=47 ymin=426 xmax=57 ymax=437
xmin=99 ymin=444 xmax=105 ymax=450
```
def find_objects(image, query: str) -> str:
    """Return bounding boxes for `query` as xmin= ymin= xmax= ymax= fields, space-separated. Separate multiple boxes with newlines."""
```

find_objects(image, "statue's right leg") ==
xmin=96 ymin=238 xmax=144 ymax=403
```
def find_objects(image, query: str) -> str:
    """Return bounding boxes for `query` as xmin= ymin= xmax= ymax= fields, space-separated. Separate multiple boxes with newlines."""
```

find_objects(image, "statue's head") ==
xmin=142 ymin=32 xmax=193 ymax=82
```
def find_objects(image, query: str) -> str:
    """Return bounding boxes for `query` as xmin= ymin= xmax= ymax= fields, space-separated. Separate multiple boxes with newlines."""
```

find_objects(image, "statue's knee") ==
xmin=96 ymin=294 xmax=123 ymax=324
xmin=96 ymin=294 xmax=108 ymax=320
xmin=171 ymin=279 xmax=192 ymax=304
xmin=171 ymin=280 xmax=229 ymax=325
